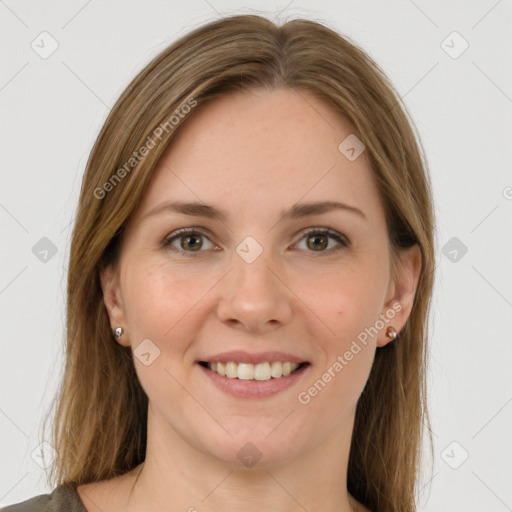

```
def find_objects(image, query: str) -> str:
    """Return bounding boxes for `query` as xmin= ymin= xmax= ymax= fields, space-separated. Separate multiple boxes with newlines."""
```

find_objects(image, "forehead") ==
xmin=134 ymin=87 xmax=385 ymax=227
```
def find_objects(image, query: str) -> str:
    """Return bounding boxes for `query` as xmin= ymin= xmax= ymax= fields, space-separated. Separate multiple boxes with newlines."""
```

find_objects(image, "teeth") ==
xmin=226 ymin=361 xmax=237 ymax=378
xmin=271 ymin=361 xmax=283 ymax=378
xmin=206 ymin=361 xmax=301 ymax=380
xmin=254 ymin=362 xmax=271 ymax=381
xmin=282 ymin=362 xmax=292 ymax=376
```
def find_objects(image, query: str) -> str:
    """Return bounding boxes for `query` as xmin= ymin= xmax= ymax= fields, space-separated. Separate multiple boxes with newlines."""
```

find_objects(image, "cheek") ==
xmin=300 ymin=307 xmax=376 ymax=424
xmin=297 ymin=338 xmax=375 ymax=434
xmin=122 ymin=260 xmax=209 ymax=340
xmin=300 ymin=264 xmax=384 ymax=404
xmin=120 ymin=261 xmax=205 ymax=402
xmin=315 ymin=263 xmax=386 ymax=338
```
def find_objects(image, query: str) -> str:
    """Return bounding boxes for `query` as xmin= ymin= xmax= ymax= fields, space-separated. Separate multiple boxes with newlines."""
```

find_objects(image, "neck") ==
xmin=124 ymin=404 xmax=361 ymax=512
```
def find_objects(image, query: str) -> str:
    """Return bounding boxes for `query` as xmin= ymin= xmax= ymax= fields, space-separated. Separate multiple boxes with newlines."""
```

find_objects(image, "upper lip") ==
xmin=199 ymin=350 xmax=308 ymax=365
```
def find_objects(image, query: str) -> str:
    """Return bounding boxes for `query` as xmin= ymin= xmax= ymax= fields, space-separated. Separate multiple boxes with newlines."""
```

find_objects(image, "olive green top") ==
xmin=1 ymin=482 xmax=87 ymax=511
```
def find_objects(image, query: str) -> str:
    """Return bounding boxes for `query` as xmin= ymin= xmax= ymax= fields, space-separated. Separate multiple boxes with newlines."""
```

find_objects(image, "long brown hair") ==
xmin=42 ymin=14 xmax=436 ymax=512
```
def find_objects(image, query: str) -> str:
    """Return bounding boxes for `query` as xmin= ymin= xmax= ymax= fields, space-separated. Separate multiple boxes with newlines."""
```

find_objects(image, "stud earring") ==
xmin=385 ymin=326 xmax=398 ymax=340
xmin=114 ymin=327 xmax=123 ymax=341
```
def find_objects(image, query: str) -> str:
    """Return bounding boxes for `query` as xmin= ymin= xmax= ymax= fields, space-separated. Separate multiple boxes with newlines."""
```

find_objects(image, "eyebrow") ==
xmin=142 ymin=200 xmax=367 ymax=222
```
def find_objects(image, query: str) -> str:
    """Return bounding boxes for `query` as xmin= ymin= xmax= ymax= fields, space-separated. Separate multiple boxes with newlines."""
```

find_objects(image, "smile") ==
xmin=199 ymin=361 xmax=309 ymax=381
xmin=198 ymin=360 xmax=311 ymax=399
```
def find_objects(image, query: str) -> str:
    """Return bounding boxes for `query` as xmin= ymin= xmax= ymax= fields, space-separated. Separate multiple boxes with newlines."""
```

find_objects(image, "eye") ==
xmin=294 ymin=227 xmax=349 ymax=254
xmin=162 ymin=228 xmax=215 ymax=255
xmin=162 ymin=226 xmax=350 ymax=257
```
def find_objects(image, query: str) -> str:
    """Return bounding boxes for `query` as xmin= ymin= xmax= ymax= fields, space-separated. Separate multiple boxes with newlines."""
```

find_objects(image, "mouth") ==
xmin=198 ymin=360 xmax=310 ymax=380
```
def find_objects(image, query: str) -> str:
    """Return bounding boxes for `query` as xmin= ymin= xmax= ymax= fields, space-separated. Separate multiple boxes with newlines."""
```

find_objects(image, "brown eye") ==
xmin=295 ymin=228 xmax=349 ymax=254
xmin=181 ymin=233 xmax=203 ymax=251
xmin=306 ymin=233 xmax=329 ymax=251
xmin=163 ymin=228 xmax=214 ymax=255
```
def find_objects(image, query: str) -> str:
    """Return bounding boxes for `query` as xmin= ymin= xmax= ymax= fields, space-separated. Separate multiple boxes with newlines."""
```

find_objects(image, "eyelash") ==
xmin=162 ymin=227 xmax=350 ymax=257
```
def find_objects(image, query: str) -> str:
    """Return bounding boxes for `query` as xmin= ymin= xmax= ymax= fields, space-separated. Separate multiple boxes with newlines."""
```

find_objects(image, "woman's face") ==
xmin=102 ymin=87 xmax=419 ymax=468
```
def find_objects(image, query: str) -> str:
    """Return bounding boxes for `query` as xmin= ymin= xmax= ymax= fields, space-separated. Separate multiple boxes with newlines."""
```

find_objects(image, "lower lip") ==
xmin=198 ymin=363 xmax=310 ymax=399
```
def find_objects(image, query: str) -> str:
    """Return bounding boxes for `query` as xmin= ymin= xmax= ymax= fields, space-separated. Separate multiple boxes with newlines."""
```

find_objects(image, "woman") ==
xmin=3 ymin=13 xmax=435 ymax=512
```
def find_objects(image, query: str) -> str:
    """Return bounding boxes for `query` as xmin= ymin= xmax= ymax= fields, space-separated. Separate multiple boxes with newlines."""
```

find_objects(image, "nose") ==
xmin=216 ymin=246 xmax=293 ymax=333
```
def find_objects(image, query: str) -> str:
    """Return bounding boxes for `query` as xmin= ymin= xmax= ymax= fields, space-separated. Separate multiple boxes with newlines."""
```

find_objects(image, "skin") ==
xmin=77 ymin=87 xmax=421 ymax=512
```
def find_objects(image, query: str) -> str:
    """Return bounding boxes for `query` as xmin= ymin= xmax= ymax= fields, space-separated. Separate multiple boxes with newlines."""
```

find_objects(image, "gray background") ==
xmin=1 ymin=0 xmax=511 ymax=510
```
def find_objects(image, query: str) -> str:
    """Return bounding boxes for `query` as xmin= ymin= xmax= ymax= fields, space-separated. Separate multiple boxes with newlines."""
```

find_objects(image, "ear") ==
xmin=100 ymin=264 xmax=129 ymax=347
xmin=377 ymin=243 xmax=422 ymax=348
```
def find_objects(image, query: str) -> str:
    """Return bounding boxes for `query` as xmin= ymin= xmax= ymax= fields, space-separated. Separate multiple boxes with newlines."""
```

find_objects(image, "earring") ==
xmin=114 ymin=327 xmax=123 ymax=341
xmin=385 ymin=326 xmax=398 ymax=340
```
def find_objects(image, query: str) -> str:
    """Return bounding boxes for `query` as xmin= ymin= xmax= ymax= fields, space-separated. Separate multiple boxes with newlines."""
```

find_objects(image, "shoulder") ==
xmin=1 ymin=492 xmax=50 ymax=511
xmin=1 ymin=482 xmax=87 ymax=512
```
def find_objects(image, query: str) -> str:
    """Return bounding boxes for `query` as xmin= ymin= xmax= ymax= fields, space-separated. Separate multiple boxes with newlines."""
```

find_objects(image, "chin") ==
xmin=199 ymin=429 xmax=303 ymax=470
